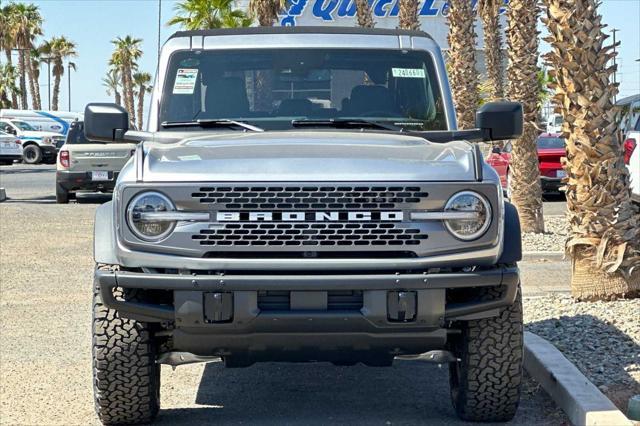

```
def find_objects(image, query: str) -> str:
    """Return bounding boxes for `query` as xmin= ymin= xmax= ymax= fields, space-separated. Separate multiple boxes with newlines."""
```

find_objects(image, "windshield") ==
xmin=160 ymin=49 xmax=447 ymax=131
xmin=537 ymin=137 xmax=565 ymax=149
xmin=13 ymin=120 xmax=35 ymax=131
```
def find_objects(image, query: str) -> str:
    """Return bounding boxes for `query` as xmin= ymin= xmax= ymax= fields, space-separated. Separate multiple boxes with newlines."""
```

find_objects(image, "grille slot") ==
xmin=194 ymin=223 xmax=428 ymax=247
xmin=257 ymin=290 xmax=363 ymax=312
xmin=193 ymin=186 xmax=428 ymax=210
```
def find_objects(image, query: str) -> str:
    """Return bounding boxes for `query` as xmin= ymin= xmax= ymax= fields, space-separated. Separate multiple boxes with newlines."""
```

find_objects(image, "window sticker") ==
xmin=173 ymin=68 xmax=199 ymax=94
xmin=392 ymin=68 xmax=426 ymax=79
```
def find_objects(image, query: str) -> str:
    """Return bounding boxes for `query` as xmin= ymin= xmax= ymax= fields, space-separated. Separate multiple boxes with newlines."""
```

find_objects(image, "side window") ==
xmin=634 ymin=117 xmax=640 ymax=132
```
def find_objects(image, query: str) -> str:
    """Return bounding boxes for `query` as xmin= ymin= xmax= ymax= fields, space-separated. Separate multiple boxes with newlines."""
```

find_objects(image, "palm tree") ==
xmin=446 ymin=0 xmax=479 ymax=129
xmin=29 ymin=46 xmax=42 ymax=109
xmin=505 ymin=0 xmax=545 ymax=233
xmin=478 ymin=0 xmax=504 ymax=100
xmin=12 ymin=2 xmax=43 ymax=110
xmin=355 ymin=0 xmax=375 ymax=28
xmin=543 ymin=0 xmax=640 ymax=299
xmin=168 ymin=0 xmax=251 ymax=30
xmin=0 ymin=63 xmax=20 ymax=108
xmin=398 ymin=0 xmax=420 ymax=30
xmin=111 ymin=36 xmax=142 ymax=126
xmin=40 ymin=36 xmax=77 ymax=111
xmin=0 ymin=3 xmax=19 ymax=108
xmin=248 ymin=0 xmax=286 ymax=26
xmin=102 ymin=68 xmax=122 ymax=106
xmin=133 ymin=72 xmax=152 ymax=130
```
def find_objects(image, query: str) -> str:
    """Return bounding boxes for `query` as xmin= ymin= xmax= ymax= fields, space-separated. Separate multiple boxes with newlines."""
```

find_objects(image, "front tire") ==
xmin=22 ymin=145 xmax=42 ymax=164
xmin=92 ymin=265 xmax=160 ymax=425
xmin=448 ymin=285 xmax=523 ymax=422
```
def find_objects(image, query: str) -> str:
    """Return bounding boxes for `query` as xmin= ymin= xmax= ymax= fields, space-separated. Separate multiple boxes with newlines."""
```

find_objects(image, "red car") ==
xmin=486 ymin=133 xmax=566 ymax=195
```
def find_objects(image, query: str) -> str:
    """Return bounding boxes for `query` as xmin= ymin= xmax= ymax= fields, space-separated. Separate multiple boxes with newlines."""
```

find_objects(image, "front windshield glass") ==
xmin=537 ymin=137 xmax=565 ymax=149
xmin=13 ymin=120 xmax=35 ymax=131
xmin=160 ymin=49 xmax=447 ymax=131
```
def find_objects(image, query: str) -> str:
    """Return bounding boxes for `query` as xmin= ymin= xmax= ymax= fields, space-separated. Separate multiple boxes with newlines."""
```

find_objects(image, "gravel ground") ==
xmin=522 ymin=215 xmax=568 ymax=253
xmin=524 ymin=294 xmax=640 ymax=412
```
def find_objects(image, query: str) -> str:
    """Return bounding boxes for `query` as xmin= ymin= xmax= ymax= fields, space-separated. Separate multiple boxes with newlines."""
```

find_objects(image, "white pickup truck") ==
xmin=0 ymin=118 xmax=65 ymax=164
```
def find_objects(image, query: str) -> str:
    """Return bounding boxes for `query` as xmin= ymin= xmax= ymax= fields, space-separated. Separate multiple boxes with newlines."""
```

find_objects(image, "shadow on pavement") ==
xmin=527 ymin=314 xmax=639 ymax=411
xmin=3 ymin=194 xmax=111 ymax=205
xmin=0 ymin=166 xmax=55 ymax=175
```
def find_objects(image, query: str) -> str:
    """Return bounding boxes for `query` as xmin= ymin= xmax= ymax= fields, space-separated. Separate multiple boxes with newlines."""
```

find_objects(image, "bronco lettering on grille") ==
xmin=215 ymin=211 xmax=404 ymax=222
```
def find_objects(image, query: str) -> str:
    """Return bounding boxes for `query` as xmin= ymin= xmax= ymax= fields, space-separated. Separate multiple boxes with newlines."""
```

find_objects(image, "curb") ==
xmin=0 ymin=188 xmax=6 ymax=202
xmin=524 ymin=331 xmax=633 ymax=426
xmin=522 ymin=251 xmax=566 ymax=262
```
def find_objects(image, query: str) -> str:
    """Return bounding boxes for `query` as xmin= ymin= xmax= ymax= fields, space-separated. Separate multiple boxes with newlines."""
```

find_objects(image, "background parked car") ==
xmin=55 ymin=121 xmax=137 ymax=203
xmin=0 ymin=109 xmax=82 ymax=135
xmin=0 ymin=130 xmax=23 ymax=165
xmin=0 ymin=118 xmax=65 ymax=164
xmin=624 ymin=116 xmax=639 ymax=202
xmin=487 ymin=133 xmax=566 ymax=196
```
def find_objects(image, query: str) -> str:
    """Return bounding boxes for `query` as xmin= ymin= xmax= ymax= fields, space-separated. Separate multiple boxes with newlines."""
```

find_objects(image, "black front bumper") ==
xmin=41 ymin=145 xmax=57 ymax=159
xmin=57 ymin=171 xmax=119 ymax=192
xmin=96 ymin=266 xmax=519 ymax=362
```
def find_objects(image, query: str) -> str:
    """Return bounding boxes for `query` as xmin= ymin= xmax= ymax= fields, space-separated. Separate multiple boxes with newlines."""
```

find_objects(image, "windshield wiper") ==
xmin=291 ymin=118 xmax=401 ymax=132
xmin=160 ymin=119 xmax=264 ymax=132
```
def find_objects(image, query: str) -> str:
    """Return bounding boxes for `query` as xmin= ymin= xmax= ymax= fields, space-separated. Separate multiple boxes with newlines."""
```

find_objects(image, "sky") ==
xmin=5 ymin=0 xmax=640 ymax=114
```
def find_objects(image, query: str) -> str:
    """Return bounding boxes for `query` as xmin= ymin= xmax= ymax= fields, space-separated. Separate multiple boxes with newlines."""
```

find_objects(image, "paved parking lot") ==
xmin=0 ymin=164 xmax=567 ymax=425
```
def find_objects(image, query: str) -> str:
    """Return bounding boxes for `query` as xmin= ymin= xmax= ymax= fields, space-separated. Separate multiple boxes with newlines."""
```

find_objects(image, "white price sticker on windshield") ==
xmin=392 ymin=68 xmax=426 ymax=79
xmin=173 ymin=68 xmax=198 ymax=94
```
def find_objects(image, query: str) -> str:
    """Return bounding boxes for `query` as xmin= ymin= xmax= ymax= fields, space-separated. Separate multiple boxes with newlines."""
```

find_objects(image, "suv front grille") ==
xmin=192 ymin=222 xmax=428 ymax=247
xmin=192 ymin=186 xmax=429 ymax=210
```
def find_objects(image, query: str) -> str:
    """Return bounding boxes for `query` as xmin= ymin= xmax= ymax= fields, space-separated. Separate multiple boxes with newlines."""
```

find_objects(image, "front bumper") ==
xmin=57 ymin=171 xmax=119 ymax=192
xmin=41 ymin=145 xmax=57 ymax=159
xmin=96 ymin=265 xmax=519 ymax=361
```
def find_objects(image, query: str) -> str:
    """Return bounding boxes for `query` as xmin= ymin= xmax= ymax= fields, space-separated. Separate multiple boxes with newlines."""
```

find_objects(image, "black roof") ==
xmin=169 ymin=26 xmax=434 ymax=41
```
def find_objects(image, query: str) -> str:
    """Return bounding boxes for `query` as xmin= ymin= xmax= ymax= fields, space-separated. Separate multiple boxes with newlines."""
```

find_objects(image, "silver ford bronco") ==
xmin=89 ymin=27 xmax=525 ymax=425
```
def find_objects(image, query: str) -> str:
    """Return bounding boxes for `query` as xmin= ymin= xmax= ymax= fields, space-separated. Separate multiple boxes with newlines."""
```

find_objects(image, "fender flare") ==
xmin=497 ymin=201 xmax=522 ymax=264
xmin=94 ymin=201 xmax=119 ymax=264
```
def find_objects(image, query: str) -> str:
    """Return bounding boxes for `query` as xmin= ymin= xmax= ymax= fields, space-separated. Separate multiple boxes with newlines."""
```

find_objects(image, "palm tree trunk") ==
xmin=480 ymin=0 xmax=505 ymax=100
xmin=543 ymin=0 xmax=640 ymax=300
xmin=447 ymin=0 xmax=479 ymax=129
xmin=125 ymin=63 xmax=136 ymax=127
xmin=137 ymin=85 xmax=144 ymax=130
xmin=4 ymin=49 xmax=19 ymax=109
xmin=17 ymin=51 xmax=28 ymax=109
xmin=355 ymin=0 xmax=375 ymax=28
xmin=398 ymin=0 xmax=420 ymax=30
xmin=30 ymin=58 xmax=41 ymax=110
xmin=505 ymin=0 xmax=545 ymax=234
xmin=52 ymin=71 xmax=61 ymax=111
xmin=120 ymin=62 xmax=135 ymax=127
xmin=24 ymin=49 xmax=38 ymax=110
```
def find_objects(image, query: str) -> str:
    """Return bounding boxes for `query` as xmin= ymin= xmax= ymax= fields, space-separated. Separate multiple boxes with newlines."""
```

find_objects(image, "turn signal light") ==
xmin=15 ymin=139 xmax=21 ymax=145
xmin=624 ymin=138 xmax=636 ymax=165
xmin=59 ymin=150 xmax=70 ymax=169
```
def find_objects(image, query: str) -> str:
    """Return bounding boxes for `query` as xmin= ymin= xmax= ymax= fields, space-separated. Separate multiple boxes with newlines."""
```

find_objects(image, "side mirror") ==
xmin=84 ymin=103 xmax=129 ymax=142
xmin=476 ymin=101 xmax=523 ymax=141
xmin=6 ymin=127 xmax=16 ymax=135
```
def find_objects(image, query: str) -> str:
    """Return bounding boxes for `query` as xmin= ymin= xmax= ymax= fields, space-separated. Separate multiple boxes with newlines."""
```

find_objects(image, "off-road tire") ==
xmin=22 ymin=144 xmax=42 ymax=164
xmin=92 ymin=265 xmax=160 ymax=425
xmin=55 ymin=184 xmax=69 ymax=204
xmin=448 ymin=285 xmax=523 ymax=422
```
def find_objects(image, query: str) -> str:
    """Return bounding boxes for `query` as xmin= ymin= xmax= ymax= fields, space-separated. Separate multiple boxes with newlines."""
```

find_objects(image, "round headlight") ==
xmin=126 ymin=192 xmax=176 ymax=241
xmin=444 ymin=191 xmax=492 ymax=241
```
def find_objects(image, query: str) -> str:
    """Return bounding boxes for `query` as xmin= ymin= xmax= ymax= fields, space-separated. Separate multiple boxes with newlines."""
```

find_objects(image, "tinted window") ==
xmin=537 ymin=137 xmax=565 ymax=149
xmin=160 ymin=49 xmax=447 ymax=131
xmin=66 ymin=122 xmax=90 ymax=144
xmin=634 ymin=117 xmax=640 ymax=132
xmin=13 ymin=120 xmax=35 ymax=131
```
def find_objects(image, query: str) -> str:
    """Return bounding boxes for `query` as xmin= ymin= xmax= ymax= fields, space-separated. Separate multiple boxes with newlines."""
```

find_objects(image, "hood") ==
xmin=141 ymin=131 xmax=477 ymax=182
xmin=20 ymin=130 xmax=63 ymax=138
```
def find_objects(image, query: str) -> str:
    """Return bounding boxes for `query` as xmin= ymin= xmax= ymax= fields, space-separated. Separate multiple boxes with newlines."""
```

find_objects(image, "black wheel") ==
xmin=55 ymin=184 xmax=69 ymax=204
xmin=22 ymin=145 xmax=42 ymax=164
xmin=93 ymin=265 xmax=160 ymax=425
xmin=448 ymin=285 xmax=523 ymax=422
